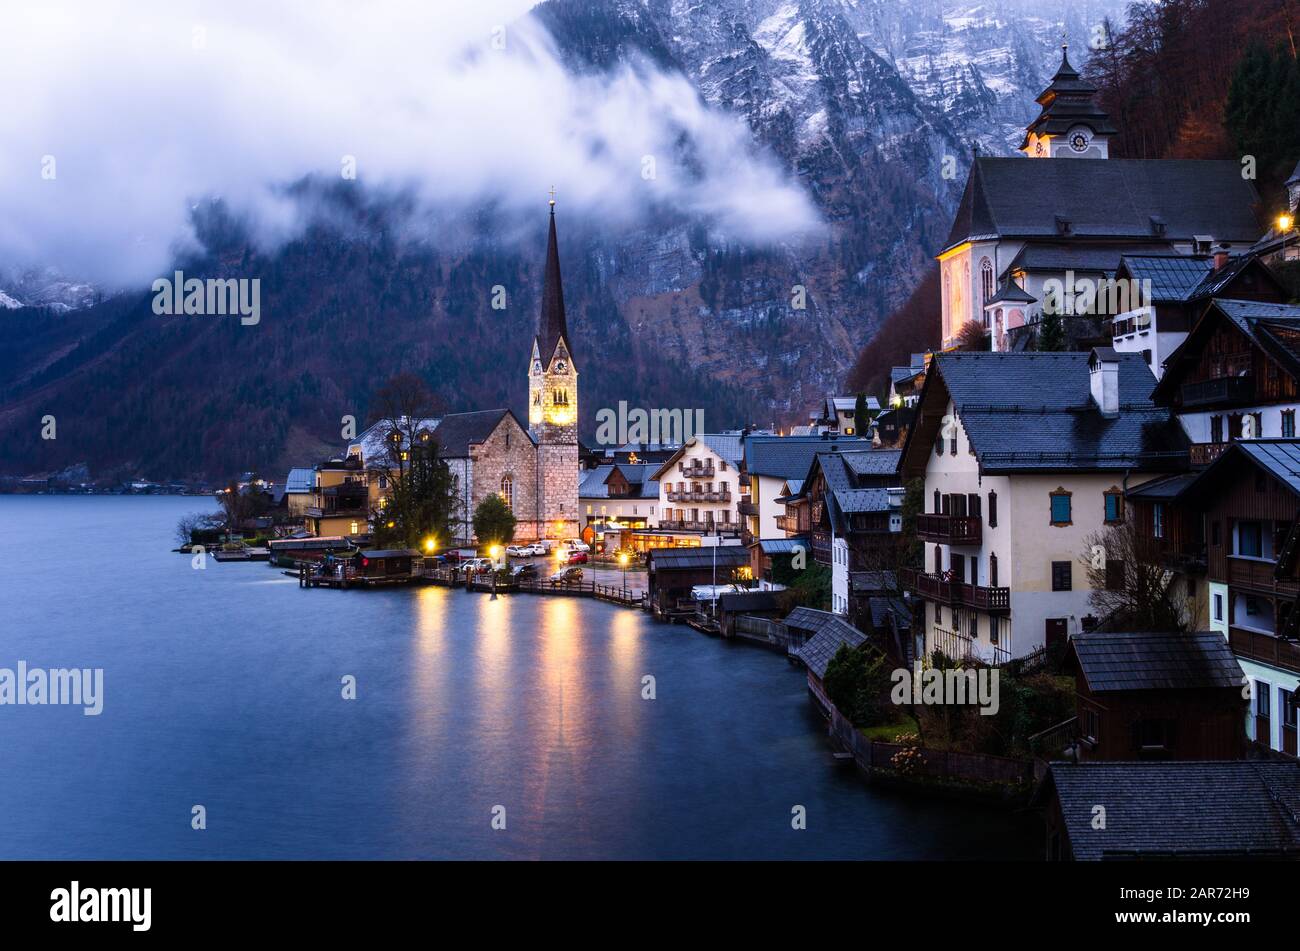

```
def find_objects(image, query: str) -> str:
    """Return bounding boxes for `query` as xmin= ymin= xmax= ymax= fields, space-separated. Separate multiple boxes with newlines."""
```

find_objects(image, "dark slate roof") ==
xmin=924 ymin=352 xmax=1188 ymax=473
xmin=360 ymin=548 xmax=423 ymax=559
xmin=1289 ymin=159 xmax=1300 ymax=186
xmin=1005 ymin=243 xmax=1165 ymax=276
xmin=944 ymin=157 xmax=1261 ymax=253
xmin=697 ymin=434 xmax=744 ymax=466
xmin=1042 ymin=762 xmax=1300 ymax=860
xmin=986 ymin=279 xmax=1037 ymax=304
xmin=1124 ymin=471 xmax=1199 ymax=501
xmin=716 ymin=590 xmax=781 ymax=613
xmin=868 ymin=596 xmax=911 ymax=632
xmin=536 ymin=207 xmax=570 ymax=365
xmin=351 ymin=416 xmax=440 ymax=464
xmin=744 ymin=435 xmax=871 ymax=479
xmin=835 ymin=488 xmax=893 ymax=513
xmin=1021 ymin=47 xmax=1117 ymax=148
xmin=647 ymin=546 xmax=750 ymax=571
xmin=789 ymin=609 xmax=868 ymax=678
xmin=1116 ymin=254 xmax=1213 ymax=302
xmin=1070 ymin=631 xmax=1243 ymax=692
xmin=841 ymin=449 xmax=902 ymax=476
xmin=754 ymin=538 xmax=806 ymax=555
xmin=891 ymin=366 xmax=923 ymax=386
xmin=850 ymin=570 xmax=898 ymax=592
xmin=433 ymin=409 xmax=531 ymax=457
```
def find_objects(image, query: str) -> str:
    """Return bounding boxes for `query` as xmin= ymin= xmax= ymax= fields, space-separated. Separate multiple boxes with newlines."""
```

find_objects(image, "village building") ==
xmin=1036 ymin=761 xmax=1300 ymax=861
xmin=650 ymin=434 xmax=746 ymax=541
xmin=577 ymin=462 xmax=659 ymax=550
xmin=899 ymin=350 xmax=1188 ymax=663
xmin=303 ymin=455 xmax=371 ymax=538
xmin=808 ymin=395 xmax=879 ymax=436
xmin=1169 ymin=440 xmax=1300 ymax=756
xmin=740 ymin=433 xmax=871 ymax=544
xmin=799 ymin=448 xmax=904 ymax=617
xmin=788 ymin=608 xmax=872 ymax=713
xmin=1152 ymin=300 xmax=1300 ymax=466
xmin=646 ymin=545 xmax=751 ymax=618
xmin=939 ymin=47 xmax=1262 ymax=351
xmin=1065 ymin=630 xmax=1246 ymax=761
xmin=1109 ymin=253 xmax=1287 ymax=381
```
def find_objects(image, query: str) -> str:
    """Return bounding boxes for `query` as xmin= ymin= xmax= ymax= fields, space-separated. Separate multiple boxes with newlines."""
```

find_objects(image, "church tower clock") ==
xmin=1020 ymin=45 xmax=1116 ymax=159
xmin=528 ymin=197 xmax=580 ymax=541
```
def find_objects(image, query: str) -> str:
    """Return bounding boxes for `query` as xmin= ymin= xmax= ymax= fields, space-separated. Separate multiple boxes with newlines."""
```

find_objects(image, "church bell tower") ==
xmin=528 ymin=196 xmax=579 ymax=541
xmin=1020 ymin=45 xmax=1116 ymax=159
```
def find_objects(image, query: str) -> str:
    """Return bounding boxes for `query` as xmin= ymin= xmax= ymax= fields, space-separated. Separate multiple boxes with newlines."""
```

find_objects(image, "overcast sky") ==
xmin=0 ymin=0 xmax=819 ymax=287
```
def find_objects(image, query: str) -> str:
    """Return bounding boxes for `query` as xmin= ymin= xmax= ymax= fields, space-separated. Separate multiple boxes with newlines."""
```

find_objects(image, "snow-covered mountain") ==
xmin=0 ymin=267 xmax=101 ymax=313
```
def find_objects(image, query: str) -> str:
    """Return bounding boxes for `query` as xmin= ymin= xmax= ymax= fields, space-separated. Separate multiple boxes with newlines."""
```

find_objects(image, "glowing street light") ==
xmin=424 ymin=537 xmax=436 ymax=553
xmin=1279 ymin=213 xmax=1295 ymax=233
xmin=489 ymin=544 xmax=501 ymax=600
xmin=618 ymin=551 xmax=630 ymax=600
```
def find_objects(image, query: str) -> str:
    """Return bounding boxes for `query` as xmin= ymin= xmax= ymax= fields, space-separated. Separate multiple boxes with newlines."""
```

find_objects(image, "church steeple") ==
xmin=1020 ymin=44 xmax=1116 ymax=159
xmin=535 ymin=199 xmax=570 ymax=368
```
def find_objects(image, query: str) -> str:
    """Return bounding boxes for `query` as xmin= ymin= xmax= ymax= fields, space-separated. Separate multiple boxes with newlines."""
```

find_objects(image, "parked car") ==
xmin=460 ymin=557 xmax=492 ymax=575
xmin=505 ymin=545 xmax=531 ymax=557
xmin=525 ymin=543 xmax=547 ymax=556
xmin=549 ymin=566 xmax=583 ymax=585
xmin=511 ymin=563 xmax=539 ymax=581
xmin=563 ymin=550 xmax=588 ymax=565
xmin=566 ymin=539 xmax=591 ymax=553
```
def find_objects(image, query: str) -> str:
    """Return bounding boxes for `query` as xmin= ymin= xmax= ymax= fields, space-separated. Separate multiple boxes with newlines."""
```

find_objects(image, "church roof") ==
xmin=433 ymin=409 xmax=534 ymax=458
xmin=536 ymin=207 xmax=570 ymax=366
xmin=943 ymin=158 xmax=1262 ymax=253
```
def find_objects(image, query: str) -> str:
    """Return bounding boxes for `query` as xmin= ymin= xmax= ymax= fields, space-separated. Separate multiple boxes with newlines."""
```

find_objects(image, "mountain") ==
xmin=0 ymin=0 xmax=1125 ymax=482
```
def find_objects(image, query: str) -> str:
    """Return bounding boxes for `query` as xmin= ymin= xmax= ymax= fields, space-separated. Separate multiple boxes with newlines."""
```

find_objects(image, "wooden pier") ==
xmin=419 ymin=567 xmax=645 ymax=607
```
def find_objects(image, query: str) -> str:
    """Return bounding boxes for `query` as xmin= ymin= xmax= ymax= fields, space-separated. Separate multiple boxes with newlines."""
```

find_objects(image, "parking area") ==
xmin=505 ymin=553 xmax=648 ymax=589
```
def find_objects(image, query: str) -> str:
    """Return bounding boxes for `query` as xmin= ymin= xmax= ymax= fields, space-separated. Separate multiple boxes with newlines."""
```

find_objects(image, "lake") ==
xmin=0 ymin=496 xmax=1039 ymax=859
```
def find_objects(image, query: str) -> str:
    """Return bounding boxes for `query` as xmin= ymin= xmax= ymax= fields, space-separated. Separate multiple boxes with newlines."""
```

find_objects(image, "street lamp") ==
xmin=489 ymin=544 xmax=501 ymax=600
xmin=1280 ymin=213 xmax=1295 ymax=233
xmin=618 ymin=551 xmax=630 ymax=600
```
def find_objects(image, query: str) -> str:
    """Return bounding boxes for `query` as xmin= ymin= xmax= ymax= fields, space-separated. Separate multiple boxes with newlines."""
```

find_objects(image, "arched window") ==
xmin=500 ymin=475 xmax=514 ymax=510
xmin=980 ymin=258 xmax=994 ymax=309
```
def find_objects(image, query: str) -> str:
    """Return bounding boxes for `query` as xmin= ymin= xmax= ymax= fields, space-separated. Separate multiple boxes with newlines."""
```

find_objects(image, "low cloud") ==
xmin=0 ymin=0 xmax=820 ymax=288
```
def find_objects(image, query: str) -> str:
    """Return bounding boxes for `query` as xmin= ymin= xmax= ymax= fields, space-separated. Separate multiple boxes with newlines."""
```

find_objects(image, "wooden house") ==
xmin=1067 ymin=630 xmax=1247 ymax=761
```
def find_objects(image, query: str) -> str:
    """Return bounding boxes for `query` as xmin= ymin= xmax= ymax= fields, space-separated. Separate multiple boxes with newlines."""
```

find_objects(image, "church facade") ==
xmin=345 ymin=205 xmax=580 ymax=545
xmin=938 ymin=45 xmax=1263 ymax=351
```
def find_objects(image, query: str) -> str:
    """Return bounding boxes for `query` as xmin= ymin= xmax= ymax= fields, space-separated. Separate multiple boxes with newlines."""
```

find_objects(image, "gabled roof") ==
xmin=943 ymin=157 xmax=1261 ymax=253
xmin=1040 ymin=762 xmax=1300 ymax=860
xmin=1154 ymin=300 xmax=1300 ymax=403
xmin=648 ymin=434 xmax=745 ymax=481
xmin=902 ymin=352 xmax=1189 ymax=476
xmin=1070 ymin=630 xmax=1243 ymax=692
xmin=867 ymin=595 xmax=911 ymax=632
xmin=1179 ymin=439 xmax=1300 ymax=505
xmin=1005 ymin=243 xmax=1163 ymax=277
xmin=744 ymin=434 xmax=871 ymax=479
xmin=434 ymin=409 xmax=532 ymax=458
xmin=350 ymin=416 xmax=440 ymax=465
xmin=752 ymin=537 xmax=806 ymax=555
xmin=578 ymin=463 xmax=659 ymax=499
xmin=646 ymin=546 xmax=750 ymax=571
xmin=1115 ymin=254 xmax=1213 ymax=302
xmin=788 ymin=609 xmax=869 ymax=679
xmin=1020 ymin=46 xmax=1116 ymax=149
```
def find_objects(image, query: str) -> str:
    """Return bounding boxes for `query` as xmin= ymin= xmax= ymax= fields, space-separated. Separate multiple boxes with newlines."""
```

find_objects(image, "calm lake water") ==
xmin=0 ymin=496 xmax=1039 ymax=859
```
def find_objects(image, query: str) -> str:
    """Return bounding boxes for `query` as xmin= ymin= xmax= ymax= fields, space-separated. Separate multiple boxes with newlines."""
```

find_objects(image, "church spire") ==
xmin=1019 ymin=42 xmax=1116 ymax=158
xmin=536 ymin=199 xmax=570 ymax=367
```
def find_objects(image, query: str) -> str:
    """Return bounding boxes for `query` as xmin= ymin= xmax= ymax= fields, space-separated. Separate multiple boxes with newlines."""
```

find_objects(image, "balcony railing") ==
xmin=1180 ymin=375 xmax=1254 ymax=407
xmin=916 ymin=513 xmax=982 ymax=546
xmin=737 ymin=500 xmax=758 ymax=516
xmin=666 ymin=489 xmax=732 ymax=503
xmin=679 ymin=462 xmax=715 ymax=478
xmin=902 ymin=568 xmax=1010 ymax=614
xmin=1230 ymin=626 xmax=1300 ymax=675
xmin=658 ymin=519 xmax=740 ymax=534
xmin=774 ymin=514 xmax=802 ymax=534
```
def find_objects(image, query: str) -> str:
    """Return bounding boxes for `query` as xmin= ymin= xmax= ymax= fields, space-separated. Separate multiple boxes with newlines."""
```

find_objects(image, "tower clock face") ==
xmin=1069 ymin=129 xmax=1091 ymax=153
xmin=1035 ymin=140 xmax=1045 ymax=157
xmin=554 ymin=360 xmax=568 ymax=373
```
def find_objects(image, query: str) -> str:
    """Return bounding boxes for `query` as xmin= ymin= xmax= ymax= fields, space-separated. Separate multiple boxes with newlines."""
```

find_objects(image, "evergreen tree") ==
xmin=1037 ymin=310 xmax=1066 ymax=352
xmin=853 ymin=391 xmax=870 ymax=436
xmin=472 ymin=493 xmax=517 ymax=548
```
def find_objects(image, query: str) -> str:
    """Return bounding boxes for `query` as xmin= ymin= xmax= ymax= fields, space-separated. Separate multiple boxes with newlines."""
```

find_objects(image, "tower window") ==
xmin=500 ymin=475 xmax=514 ymax=510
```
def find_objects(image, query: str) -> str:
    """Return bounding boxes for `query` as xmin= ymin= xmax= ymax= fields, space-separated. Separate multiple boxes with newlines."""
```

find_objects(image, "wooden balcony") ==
xmin=902 ymin=568 xmax=1010 ymax=614
xmin=737 ymin=500 xmax=759 ymax=516
xmin=774 ymin=514 xmax=802 ymax=534
xmin=1230 ymin=626 xmax=1300 ymax=675
xmin=666 ymin=489 xmax=732 ymax=503
xmin=1190 ymin=442 xmax=1230 ymax=466
xmin=1226 ymin=557 xmax=1300 ymax=598
xmin=679 ymin=462 xmax=715 ymax=478
xmin=658 ymin=519 xmax=740 ymax=535
xmin=916 ymin=513 xmax=982 ymax=546
xmin=1181 ymin=375 xmax=1254 ymax=408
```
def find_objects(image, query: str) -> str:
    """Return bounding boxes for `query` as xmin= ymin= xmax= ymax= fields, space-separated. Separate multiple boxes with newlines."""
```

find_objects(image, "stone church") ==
xmin=346 ymin=204 xmax=580 ymax=544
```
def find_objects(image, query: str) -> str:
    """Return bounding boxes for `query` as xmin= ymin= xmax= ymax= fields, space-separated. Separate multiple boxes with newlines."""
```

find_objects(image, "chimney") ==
xmin=1213 ymin=246 xmax=1230 ymax=270
xmin=1089 ymin=348 xmax=1120 ymax=417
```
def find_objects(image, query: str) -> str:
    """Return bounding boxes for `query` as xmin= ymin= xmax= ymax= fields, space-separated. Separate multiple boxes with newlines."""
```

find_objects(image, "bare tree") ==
xmin=1082 ymin=519 xmax=1192 ymax=632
